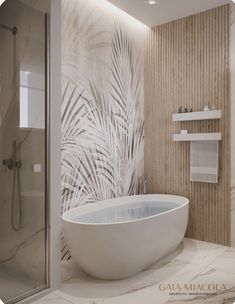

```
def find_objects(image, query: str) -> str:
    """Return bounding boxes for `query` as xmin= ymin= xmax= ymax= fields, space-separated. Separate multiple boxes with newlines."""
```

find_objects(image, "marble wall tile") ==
xmin=19 ymin=0 xmax=50 ymax=14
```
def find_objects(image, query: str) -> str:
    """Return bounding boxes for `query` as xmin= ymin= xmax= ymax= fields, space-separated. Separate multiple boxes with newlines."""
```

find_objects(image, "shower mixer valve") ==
xmin=3 ymin=158 xmax=22 ymax=170
xmin=3 ymin=158 xmax=15 ymax=170
xmin=3 ymin=141 xmax=22 ymax=170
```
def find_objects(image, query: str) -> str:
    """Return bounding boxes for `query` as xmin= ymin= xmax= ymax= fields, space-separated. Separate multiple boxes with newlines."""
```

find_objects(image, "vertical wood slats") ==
xmin=145 ymin=5 xmax=230 ymax=245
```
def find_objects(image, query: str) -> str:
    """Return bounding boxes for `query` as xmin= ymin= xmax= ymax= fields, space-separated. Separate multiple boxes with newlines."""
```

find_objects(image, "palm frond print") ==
xmin=61 ymin=26 xmax=144 ymax=260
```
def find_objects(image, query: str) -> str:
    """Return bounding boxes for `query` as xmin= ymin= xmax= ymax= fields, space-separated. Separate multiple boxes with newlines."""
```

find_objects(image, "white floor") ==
xmin=0 ymin=264 xmax=36 ymax=303
xmin=31 ymin=238 xmax=235 ymax=304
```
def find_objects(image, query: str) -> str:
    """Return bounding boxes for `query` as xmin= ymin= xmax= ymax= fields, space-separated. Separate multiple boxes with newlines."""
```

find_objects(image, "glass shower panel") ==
xmin=0 ymin=0 xmax=48 ymax=303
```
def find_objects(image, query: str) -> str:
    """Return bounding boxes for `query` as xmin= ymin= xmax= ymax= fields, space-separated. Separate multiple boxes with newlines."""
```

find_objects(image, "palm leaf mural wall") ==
xmin=62 ymin=0 xmax=145 ymax=260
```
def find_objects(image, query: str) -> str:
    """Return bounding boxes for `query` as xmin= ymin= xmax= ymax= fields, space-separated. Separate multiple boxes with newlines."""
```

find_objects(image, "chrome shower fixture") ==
xmin=3 ymin=141 xmax=22 ymax=231
xmin=0 ymin=23 xmax=17 ymax=35
xmin=3 ymin=158 xmax=22 ymax=170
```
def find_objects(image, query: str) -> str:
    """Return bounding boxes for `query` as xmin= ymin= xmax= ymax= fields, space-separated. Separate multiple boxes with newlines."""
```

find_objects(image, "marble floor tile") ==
xmin=54 ymin=290 xmax=102 ymax=304
xmin=208 ymin=247 xmax=235 ymax=275
xmin=30 ymin=239 xmax=235 ymax=304
xmin=31 ymin=292 xmax=74 ymax=304
xmin=99 ymin=284 xmax=171 ymax=304
xmin=31 ymin=299 xmax=73 ymax=304
xmin=60 ymin=257 xmax=195 ymax=300
xmin=166 ymin=266 xmax=235 ymax=303
xmin=172 ymin=238 xmax=227 ymax=267
xmin=0 ymin=264 xmax=37 ymax=303
xmin=60 ymin=238 xmax=227 ymax=301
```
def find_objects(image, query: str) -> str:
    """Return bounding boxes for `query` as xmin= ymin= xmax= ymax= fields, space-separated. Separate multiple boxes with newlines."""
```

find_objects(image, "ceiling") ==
xmin=107 ymin=0 xmax=231 ymax=27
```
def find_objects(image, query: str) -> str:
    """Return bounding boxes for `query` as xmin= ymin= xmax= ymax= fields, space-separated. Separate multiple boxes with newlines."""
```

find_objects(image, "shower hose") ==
xmin=11 ymin=142 xmax=22 ymax=231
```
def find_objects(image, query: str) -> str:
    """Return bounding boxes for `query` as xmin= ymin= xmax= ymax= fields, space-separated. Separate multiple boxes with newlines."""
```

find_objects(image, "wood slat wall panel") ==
xmin=145 ymin=5 xmax=230 ymax=245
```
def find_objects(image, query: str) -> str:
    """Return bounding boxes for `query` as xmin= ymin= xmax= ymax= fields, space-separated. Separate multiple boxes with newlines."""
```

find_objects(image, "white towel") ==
xmin=190 ymin=141 xmax=219 ymax=183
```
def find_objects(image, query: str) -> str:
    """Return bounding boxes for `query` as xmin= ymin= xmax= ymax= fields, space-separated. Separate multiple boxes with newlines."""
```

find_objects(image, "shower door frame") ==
xmin=45 ymin=12 xmax=50 ymax=292
xmin=3 ymin=11 xmax=51 ymax=304
xmin=6 ymin=0 xmax=62 ymax=301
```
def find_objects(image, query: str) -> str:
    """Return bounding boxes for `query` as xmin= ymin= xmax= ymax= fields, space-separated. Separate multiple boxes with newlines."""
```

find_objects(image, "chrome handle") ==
xmin=2 ymin=141 xmax=22 ymax=170
xmin=3 ymin=158 xmax=15 ymax=170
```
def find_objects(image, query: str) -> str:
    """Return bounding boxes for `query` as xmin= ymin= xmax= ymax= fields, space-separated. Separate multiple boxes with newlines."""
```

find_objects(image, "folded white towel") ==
xmin=190 ymin=141 xmax=219 ymax=183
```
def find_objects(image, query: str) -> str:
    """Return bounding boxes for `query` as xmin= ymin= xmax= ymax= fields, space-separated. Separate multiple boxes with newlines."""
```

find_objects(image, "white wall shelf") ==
xmin=173 ymin=132 xmax=222 ymax=142
xmin=172 ymin=110 xmax=222 ymax=122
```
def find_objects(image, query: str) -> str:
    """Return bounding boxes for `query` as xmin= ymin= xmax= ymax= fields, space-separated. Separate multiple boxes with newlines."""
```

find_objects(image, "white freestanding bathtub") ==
xmin=62 ymin=194 xmax=189 ymax=280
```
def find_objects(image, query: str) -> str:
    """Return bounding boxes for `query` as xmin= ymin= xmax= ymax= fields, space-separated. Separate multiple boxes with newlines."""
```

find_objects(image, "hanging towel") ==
xmin=190 ymin=141 xmax=219 ymax=183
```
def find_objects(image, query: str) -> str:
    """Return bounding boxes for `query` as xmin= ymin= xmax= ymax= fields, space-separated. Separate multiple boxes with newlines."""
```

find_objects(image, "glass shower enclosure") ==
xmin=0 ymin=0 xmax=49 ymax=303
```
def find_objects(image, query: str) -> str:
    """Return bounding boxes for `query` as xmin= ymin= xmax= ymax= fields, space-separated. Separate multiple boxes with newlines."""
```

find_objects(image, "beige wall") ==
xmin=145 ymin=5 xmax=230 ymax=246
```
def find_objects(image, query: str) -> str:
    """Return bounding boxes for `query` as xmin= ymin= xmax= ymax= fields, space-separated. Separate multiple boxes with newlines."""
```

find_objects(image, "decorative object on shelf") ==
xmin=211 ymin=105 xmax=216 ymax=110
xmin=178 ymin=107 xmax=183 ymax=113
xmin=203 ymin=105 xmax=210 ymax=111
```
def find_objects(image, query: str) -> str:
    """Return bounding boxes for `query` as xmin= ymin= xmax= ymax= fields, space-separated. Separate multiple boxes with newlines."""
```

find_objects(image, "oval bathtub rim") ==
xmin=62 ymin=194 xmax=189 ymax=227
